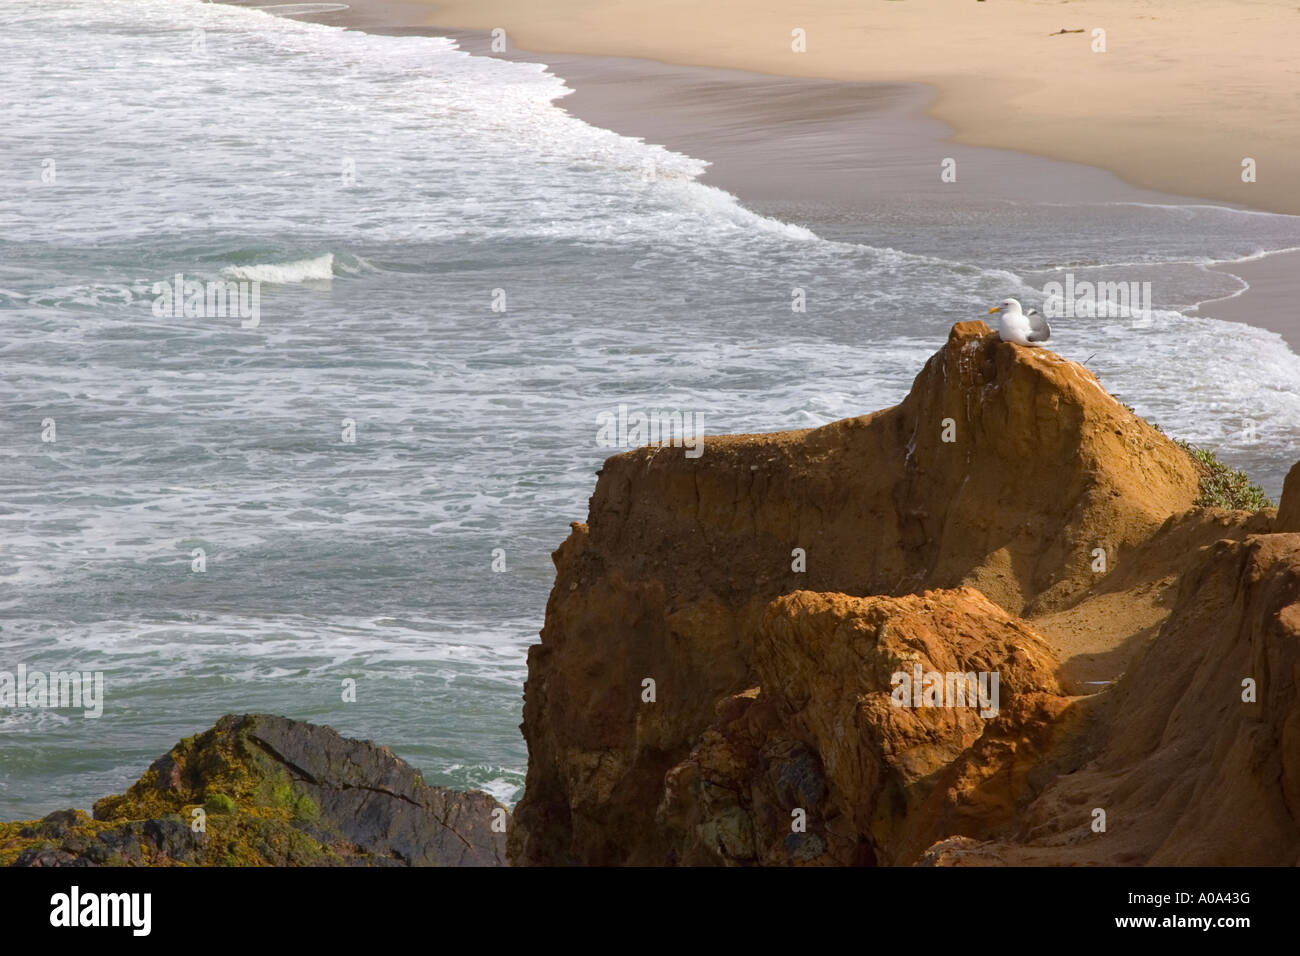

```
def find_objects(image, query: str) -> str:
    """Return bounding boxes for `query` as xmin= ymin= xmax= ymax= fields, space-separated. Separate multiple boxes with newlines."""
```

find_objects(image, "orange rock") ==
xmin=508 ymin=324 xmax=1290 ymax=866
xmin=656 ymin=589 xmax=1069 ymax=866
xmin=924 ymin=533 xmax=1300 ymax=865
xmin=1276 ymin=461 xmax=1300 ymax=531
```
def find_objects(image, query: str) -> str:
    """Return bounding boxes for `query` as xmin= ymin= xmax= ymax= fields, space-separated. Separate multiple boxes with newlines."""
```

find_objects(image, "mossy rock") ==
xmin=4 ymin=714 xmax=510 ymax=867
xmin=291 ymin=794 xmax=320 ymax=824
xmin=204 ymin=793 xmax=237 ymax=814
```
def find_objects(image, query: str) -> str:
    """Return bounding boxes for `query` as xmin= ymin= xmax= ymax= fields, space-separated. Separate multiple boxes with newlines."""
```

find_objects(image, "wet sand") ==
xmin=403 ymin=0 xmax=1300 ymax=218
xmin=1202 ymin=249 xmax=1300 ymax=350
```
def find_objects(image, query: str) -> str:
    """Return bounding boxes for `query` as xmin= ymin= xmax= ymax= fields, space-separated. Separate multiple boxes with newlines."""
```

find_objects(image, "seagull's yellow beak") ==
xmin=988 ymin=306 xmax=1001 ymax=314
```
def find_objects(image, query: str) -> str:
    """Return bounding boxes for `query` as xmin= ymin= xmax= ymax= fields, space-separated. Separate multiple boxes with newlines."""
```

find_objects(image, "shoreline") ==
xmin=402 ymin=0 xmax=1300 ymax=219
xmin=1200 ymin=247 xmax=1300 ymax=341
xmin=258 ymin=0 xmax=1300 ymax=353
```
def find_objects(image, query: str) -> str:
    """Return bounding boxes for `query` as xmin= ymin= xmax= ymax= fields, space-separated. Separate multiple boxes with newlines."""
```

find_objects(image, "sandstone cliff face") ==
xmin=926 ymin=532 xmax=1300 ymax=865
xmin=511 ymin=322 xmax=1290 ymax=866
xmin=655 ymin=589 xmax=1072 ymax=866
xmin=1276 ymin=462 xmax=1300 ymax=531
xmin=2 ymin=715 xmax=508 ymax=866
xmin=569 ymin=320 xmax=1199 ymax=618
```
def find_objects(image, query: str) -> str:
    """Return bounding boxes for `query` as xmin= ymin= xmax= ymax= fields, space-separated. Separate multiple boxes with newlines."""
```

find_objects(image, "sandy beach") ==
xmin=272 ymin=0 xmax=1298 ymax=350
xmin=405 ymin=0 xmax=1300 ymax=218
xmin=256 ymin=0 xmax=1202 ymax=213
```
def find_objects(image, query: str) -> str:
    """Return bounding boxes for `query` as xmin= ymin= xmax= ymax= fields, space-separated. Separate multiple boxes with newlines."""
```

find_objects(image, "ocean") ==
xmin=3 ymin=0 xmax=1300 ymax=819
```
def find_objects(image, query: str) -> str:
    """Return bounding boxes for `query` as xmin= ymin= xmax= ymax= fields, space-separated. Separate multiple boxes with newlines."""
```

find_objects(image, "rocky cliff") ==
xmin=510 ymin=320 xmax=1293 ymax=865
xmin=2 ymin=714 xmax=508 ymax=866
xmin=923 ymin=532 xmax=1300 ymax=865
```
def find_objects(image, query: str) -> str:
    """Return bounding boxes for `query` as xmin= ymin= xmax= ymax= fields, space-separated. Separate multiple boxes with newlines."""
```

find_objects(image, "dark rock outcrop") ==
xmin=2 ymin=714 xmax=509 ymax=866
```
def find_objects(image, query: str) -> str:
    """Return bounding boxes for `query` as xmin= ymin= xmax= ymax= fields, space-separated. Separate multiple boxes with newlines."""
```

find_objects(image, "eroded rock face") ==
xmin=2 ymin=715 xmax=508 ymax=867
xmin=655 ymin=589 xmax=1071 ymax=866
xmin=557 ymin=321 xmax=1198 ymax=620
xmin=1276 ymin=461 xmax=1300 ymax=531
xmin=928 ymin=533 xmax=1300 ymax=865
xmin=510 ymin=323 xmax=1290 ymax=866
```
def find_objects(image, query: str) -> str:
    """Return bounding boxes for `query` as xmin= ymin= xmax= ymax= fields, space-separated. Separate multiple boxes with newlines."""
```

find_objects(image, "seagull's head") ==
xmin=989 ymin=298 xmax=1022 ymax=315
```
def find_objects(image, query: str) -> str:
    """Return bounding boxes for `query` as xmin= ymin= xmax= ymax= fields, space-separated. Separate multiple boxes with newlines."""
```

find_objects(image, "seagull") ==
xmin=988 ymin=298 xmax=1051 ymax=346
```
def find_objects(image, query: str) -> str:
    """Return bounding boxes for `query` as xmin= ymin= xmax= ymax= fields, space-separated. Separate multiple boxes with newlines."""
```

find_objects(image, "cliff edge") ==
xmin=511 ymin=321 xmax=1292 ymax=865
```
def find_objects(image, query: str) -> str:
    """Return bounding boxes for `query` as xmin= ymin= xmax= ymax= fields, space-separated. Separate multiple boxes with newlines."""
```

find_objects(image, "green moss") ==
xmin=205 ymin=793 xmax=237 ymax=814
xmin=2 ymin=714 xmax=417 ymax=867
xmin=292 ymin=794 xmax=320 ymax=824
xmin=255 ymin=769 xmax=296 ymax=809
xmin=1175 ymin=439 xmax=1273 ymax=511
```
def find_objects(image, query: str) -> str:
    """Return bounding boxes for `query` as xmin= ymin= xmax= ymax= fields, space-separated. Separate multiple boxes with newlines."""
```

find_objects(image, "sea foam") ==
xmin=223 ymin=253 xmax=335 ymax=284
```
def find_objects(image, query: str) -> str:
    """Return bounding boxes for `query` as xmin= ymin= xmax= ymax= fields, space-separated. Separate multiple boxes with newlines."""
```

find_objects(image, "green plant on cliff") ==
xmin=1175 ymin=439 xmax=1273 ymax=511
xmin=1118 ymin=403 xmax=1270 ymax=511
xmin=258 ymin=772 xmax=296 ymax=809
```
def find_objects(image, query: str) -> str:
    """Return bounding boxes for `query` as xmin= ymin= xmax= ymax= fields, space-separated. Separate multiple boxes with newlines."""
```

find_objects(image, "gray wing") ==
xmin=1026 ymin=309 xmax=1051 ymax=342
